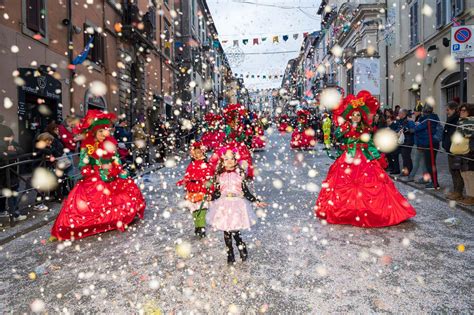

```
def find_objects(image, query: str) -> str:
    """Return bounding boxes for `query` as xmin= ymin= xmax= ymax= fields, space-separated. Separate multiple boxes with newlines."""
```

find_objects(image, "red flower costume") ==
xmin=51 ymin=110 xmax=146 ymax=240
xmin=291 ymin=110 xmax=316 ymax=149
xmin=278 ymin=114 xmax=290 ymax=133
xmin=209 ymin=104 xmax=255 ymax=179
xmin=251 ymin=114 xmax=266 ymax=150
xmin=201 ymin=113 xmax=225 ymax=150
xmin=315 ymin=91 xmax=415 ymax=227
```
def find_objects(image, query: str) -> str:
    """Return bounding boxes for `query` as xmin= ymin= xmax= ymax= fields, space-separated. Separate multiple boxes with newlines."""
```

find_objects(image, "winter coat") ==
xmin=457 ymin=116 xmax=474 ymax=172
xmin=414 ymin=113 xmax=440 ymax=148
xmin=398 ymin=117 xmax=416 ymax=146
xmin=0 ymin=140 xmax=24 ymax=188
xmin=58 ymin=124 xmax=77 ymax=152
xmin=442 ymin=113 xmax=460 ymax=152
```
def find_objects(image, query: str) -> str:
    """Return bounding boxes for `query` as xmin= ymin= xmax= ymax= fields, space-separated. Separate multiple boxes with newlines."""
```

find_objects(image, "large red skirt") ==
xmin=51 ymin=176 xmax=146 ymax=240
xmin=291 ymin=128 xmax=316 ymax=149
xmin=315 ymin=150 xmax=416 ymax=227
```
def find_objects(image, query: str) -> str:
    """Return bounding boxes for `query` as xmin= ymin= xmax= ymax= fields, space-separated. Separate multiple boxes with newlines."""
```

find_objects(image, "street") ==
xmin=0 ymin=131 xmax=472 ymax=313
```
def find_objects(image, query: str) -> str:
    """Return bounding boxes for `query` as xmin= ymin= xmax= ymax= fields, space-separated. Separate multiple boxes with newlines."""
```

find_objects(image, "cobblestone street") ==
xmin=0 ymin=132 xmax=472 ymax=313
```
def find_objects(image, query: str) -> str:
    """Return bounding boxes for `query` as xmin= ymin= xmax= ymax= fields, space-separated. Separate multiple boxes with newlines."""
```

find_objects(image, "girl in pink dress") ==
xmin=207 ymin=148 xmax=267 ymax=264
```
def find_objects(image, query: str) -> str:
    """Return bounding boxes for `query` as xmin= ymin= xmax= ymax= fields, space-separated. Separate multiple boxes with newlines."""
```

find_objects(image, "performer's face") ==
xmin=351 ymin=111 xmax=362 ymax=123
xmin=223 ymin=150 xmax=237 ymax=170
xmin=192 ymin=148 xmax=205 ymax=160
xmin=95 ymin=128 xmax=109 ymax=142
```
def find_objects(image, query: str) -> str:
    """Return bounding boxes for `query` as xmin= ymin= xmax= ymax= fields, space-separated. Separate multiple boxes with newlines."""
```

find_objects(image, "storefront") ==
xmin=17 ymin=68 xmax=62 ymax=153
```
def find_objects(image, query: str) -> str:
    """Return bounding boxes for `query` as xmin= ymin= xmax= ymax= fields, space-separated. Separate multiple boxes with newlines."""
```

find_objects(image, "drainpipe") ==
xmin=384 ymin=4 xmax=390 ymax=108
xmin=67 ymin=0 xmax=73 ymax=116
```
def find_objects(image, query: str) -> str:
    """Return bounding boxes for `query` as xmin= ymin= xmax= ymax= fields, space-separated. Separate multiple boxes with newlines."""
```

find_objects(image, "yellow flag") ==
xmin=272 ymin=36 xmax=279 ymax=43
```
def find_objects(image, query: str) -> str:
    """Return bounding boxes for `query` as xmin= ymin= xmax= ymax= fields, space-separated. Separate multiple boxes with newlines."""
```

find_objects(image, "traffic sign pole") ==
xmin=460 ymin=20 xmax=465 ymax=105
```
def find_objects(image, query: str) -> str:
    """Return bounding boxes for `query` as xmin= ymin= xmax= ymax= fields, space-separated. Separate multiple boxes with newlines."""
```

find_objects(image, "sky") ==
xmin=207 ymin=0 xmax=321 ymax=90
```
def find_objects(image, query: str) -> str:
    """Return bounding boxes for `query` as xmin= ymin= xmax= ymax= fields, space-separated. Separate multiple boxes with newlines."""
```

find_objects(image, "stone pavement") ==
xmin=0 ymin=130 xmax=472 ymax=313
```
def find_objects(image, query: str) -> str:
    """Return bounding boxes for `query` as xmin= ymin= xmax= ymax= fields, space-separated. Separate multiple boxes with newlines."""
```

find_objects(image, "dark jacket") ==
xmin=398 ymin=117 xmax=416 ymax=146
xmin=0 ymin=140 xmax=24 ymax=188
xmin=415 ymin=113 xmax=440 ymax=148
xmin=442 ymin=113 xmax=460 ymax=152
xmin=457 ymin=116 xmax=474 ymax=171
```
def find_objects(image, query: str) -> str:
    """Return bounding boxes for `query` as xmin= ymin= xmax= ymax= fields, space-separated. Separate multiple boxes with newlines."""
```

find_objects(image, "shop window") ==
xmin=409 ymin=1 xmax=419 ymax=48
xmin=84 ymin=24 xmax=105 ymax=66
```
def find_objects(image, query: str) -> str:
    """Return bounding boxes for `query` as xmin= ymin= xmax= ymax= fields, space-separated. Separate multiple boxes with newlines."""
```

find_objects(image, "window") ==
xmin=436 ymin=0 xmax=464 ymax=28
xmin=191 ymin=0 xmax=195 ymax=26
xmin=409 ymin=1 xmax=419 ymax=48
xmin=84 ymin=24 xmax=105 ymax=65
xmin=163 ymin=19 xmax=172 ymax=58
xmin=26 ymin=0 xmax=46 ymax=36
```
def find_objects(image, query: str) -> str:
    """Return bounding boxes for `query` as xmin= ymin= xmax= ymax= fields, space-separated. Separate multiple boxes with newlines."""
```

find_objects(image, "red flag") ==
xmin=253 ymin=38 xmax=259 ymax=45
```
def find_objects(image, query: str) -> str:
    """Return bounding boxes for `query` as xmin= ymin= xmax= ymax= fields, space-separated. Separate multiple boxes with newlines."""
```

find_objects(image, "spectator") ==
xmin=386 ymin=116 xmax=401 ymax=174
xmin=394 ymin=105 xmax=401 ymax=118
xmin=442 ymin=102 xmax=463 ymax=200
xmin=114 ymin=119 xmax=133 ymax=164
xmin=34 ymin=132 xmax=67 ymax=210
xmin=372 ymin=109 xmax=386 ymax=132
xmin=132 ymin=120 xmax=148 ymax=166
xmin=45 ymin=122 xmax=66 ymax=157
xmin=0 ymin=131 xmax=26 ymax=221
xmin=414 ymin=104 xmax=441 ymax=189
xmin=58 ymin=116 xmax=80 ymax=153
xmin=0 ymin=114 xmax=14 ymax=143
xmin=455 ymin=104 xmax=474 ymax=206
xmin=398 ymin=109 xmax=416 ymax=175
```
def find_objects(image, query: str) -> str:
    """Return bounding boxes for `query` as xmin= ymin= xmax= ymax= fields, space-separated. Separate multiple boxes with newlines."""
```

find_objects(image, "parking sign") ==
xmin=451 ymin=25 xmax=474 ymax=59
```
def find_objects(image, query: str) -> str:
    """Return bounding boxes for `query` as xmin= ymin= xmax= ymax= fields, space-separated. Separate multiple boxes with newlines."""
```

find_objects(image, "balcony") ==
xmin=121 ymin=2 xmax=156 ymax=52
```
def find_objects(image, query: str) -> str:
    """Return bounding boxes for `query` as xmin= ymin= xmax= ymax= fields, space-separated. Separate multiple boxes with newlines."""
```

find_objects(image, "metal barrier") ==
xmin=0 ymin=129 xmax=199 ymax=227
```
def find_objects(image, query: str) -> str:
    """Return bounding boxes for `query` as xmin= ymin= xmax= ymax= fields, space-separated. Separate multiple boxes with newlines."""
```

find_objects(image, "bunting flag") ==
xmin=219 ymin=31 xmax=314 ymax=46
xmin=164 ymin=41 xmax=172 ymax=49
xmin=175 ymin=41 xmax=184 ymax=48
xmin=236 ymin=73 xmax=285 ymax=79
xmin=72 ymin=36 xmax=94 ymax=65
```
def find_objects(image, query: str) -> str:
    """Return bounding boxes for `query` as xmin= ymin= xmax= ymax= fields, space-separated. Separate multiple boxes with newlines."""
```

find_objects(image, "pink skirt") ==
xmin=207 ymin=197 xmax=257 ymax=231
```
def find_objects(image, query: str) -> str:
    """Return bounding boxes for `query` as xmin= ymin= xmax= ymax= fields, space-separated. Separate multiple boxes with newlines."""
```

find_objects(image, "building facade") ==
xmin=0 ymin=0 xmax=230 ymax=152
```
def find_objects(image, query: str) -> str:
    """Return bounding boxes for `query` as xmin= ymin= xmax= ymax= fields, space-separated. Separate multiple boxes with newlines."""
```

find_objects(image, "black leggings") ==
xmin=224 ymin=231 xmax=244 ymax=253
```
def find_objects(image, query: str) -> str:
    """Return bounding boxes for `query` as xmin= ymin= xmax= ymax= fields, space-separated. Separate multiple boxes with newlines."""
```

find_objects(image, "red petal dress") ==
xmin=315 ymin=124 xmax=416 ymax=227
xmin=51 ymin=137 xmax=146 ymax=240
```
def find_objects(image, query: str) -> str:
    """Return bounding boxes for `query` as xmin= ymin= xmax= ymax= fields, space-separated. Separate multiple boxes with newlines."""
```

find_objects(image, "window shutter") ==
xmin=38 ymin=0 xmax=46 ymax=36
xmin=454 ymin=0 xmax=464 ymax=16
xmin=436 ymin=0 xmax=442 ymax=28
xmin=26 ymin=0 xmax=40 ymax=32
xmin=99 ymin=35 xmax=105 ymax=65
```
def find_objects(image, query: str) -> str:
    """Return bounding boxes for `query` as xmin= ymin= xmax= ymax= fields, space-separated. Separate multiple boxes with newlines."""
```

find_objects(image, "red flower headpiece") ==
xmin=75 ymin=109 xmax=117 ymax=135
xmin=297 ymin=109 xmax=310 ymax=117
xmin=223 ymin=104 xmax=246 ymax=123
xmin=332 ymin=90 xmax=379 ymax=125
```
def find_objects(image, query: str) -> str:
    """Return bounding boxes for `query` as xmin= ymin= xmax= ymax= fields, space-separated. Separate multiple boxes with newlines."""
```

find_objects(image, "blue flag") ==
xmin=72 ymin=36 xmax=94 ymax=65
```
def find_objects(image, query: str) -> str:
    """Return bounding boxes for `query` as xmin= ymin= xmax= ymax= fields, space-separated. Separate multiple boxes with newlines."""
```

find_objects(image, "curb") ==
xmin=0 ymin=164 xmax=165 ymax=246
xmin=391 ymin=175 xmax=474 ymax=215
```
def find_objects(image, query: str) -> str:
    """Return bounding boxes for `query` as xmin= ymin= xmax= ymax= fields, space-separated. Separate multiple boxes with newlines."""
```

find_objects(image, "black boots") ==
xmin=224 ymin=231 xmax=248 ymax=264
xmin=224 ymin=231 xmax=235 ymax=264
xmin=194 ymin=227 xmax=206 ymax=238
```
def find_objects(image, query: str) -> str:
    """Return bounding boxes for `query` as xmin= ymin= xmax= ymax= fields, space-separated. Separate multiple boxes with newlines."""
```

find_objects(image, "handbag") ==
xmin=397 ymin=130 xmax=405 ymax=145
xmin=450 ymin=137 xmax=470 ymax=155
xmin=56 ymin=154 xmax=72 ymax=170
